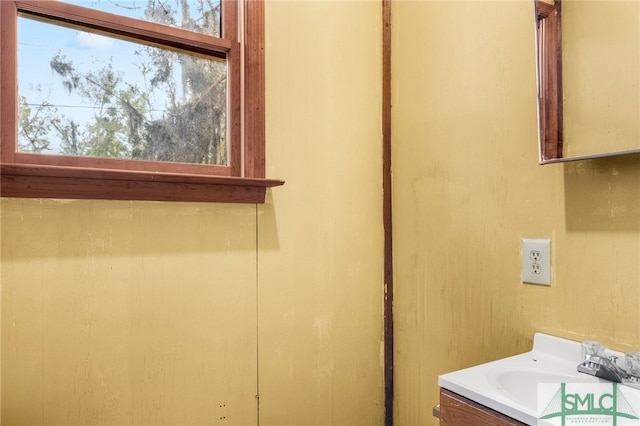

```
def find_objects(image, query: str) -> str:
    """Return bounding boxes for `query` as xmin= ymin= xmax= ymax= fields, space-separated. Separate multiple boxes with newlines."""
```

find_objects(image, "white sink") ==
xmin=438 ymin=333 xmax=605 ymax=425
xmin=489 ymin=367 xmax=583 ymax=411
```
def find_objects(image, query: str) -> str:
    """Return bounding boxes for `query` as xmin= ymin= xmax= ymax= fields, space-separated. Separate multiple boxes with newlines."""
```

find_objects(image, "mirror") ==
xmin=535 ymin=0 xmax=640 ymax=163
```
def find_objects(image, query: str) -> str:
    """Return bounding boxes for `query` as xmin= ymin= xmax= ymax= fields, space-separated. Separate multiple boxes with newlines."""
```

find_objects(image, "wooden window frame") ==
xmin=536 ymin=0 xmax=563 ymax=162
xmin=0 ymin=0 xmax=283 ymax=203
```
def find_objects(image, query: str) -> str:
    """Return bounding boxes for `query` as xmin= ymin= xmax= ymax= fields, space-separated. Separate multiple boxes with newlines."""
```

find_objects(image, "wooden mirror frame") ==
xmin=536 ymin=0 xmax=563 ymax=163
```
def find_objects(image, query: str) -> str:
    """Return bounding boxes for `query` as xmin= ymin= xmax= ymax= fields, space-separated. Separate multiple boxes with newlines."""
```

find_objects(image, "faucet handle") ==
xmin=626 ymin=352 xmax=640 ymax=377
xmin=581 ymin=341 xmax=605 ymax=360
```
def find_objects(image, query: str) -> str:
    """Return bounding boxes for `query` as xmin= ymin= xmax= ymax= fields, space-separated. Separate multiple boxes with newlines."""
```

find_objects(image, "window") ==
xmin=1 ymin=0 xmax=283 ymax=203
xmin=536 ymin=0 xmax=563 ymax=162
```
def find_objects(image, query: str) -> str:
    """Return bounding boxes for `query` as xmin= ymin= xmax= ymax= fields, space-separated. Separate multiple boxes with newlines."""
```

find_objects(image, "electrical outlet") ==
xmin=522 ymin=239 xmax=551 ymax=285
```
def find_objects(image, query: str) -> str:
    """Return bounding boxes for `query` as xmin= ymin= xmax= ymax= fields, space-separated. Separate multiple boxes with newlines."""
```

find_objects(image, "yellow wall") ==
xmin=259 ymin=1 xmax=384 ymax=424
xmin=392 ymin=1 xmax=640 ymax=425
xmin=0 ymin=1 xmax=384 ymax=425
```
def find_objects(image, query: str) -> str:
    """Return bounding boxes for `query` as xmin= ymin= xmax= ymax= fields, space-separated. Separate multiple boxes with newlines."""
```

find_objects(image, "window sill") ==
xmin=0 ymin=163 xmax=284 ymax=203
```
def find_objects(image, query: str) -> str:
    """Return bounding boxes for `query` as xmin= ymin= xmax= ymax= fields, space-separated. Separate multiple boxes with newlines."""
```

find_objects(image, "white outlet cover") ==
xmin=522 ymin=239 xmax=551 ymax=285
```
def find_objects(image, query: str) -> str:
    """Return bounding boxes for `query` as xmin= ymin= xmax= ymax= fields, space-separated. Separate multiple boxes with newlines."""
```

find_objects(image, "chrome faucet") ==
xmin=577 ymin=354 xmax=630 ymax=383
xmin=577 ymin=341 xmax=640 ymax=387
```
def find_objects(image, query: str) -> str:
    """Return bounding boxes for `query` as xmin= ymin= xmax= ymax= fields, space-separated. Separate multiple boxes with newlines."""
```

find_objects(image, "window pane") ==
xmin=18 ymin=16 xmax=228 ymax=166
xmin=61 ymin=0 xmax=222 ymax=37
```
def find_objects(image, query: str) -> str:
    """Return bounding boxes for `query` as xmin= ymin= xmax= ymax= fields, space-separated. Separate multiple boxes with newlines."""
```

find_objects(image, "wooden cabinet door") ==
xmin=440 ymin=389 xmax=527 ymax=426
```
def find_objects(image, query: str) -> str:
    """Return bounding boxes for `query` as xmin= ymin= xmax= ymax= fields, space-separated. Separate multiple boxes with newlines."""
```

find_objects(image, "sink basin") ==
xmin=438 ymin=333 xmax=604 ymax=425
xmin=488 ymin=366 xmax=586 ymax=411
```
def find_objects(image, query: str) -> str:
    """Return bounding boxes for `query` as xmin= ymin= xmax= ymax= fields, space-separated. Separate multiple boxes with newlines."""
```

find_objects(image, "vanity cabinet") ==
xmin=439 ymin=389 xmax=526 ymax=426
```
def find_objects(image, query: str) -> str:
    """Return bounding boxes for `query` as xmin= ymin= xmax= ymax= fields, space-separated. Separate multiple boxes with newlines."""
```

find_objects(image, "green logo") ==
xmin=539 ymin=383 xmax=639 ymax=425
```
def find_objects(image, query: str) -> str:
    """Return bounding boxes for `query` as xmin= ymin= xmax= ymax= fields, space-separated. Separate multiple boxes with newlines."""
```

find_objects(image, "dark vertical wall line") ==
xmin=382 ymin=1 xmax=394 ymax=425
xmin=255 ymin=203 xmax=261 ymax=426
